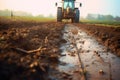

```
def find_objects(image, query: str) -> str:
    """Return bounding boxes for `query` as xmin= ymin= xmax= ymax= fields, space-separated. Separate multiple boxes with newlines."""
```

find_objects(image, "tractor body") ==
xmin=56 ymin=0 xmax=81 ymax=23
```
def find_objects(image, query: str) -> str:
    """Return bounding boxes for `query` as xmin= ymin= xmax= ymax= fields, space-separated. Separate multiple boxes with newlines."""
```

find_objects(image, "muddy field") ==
xmin=75 ymin=23 xmax=120 ymax=56
xmin=0 ymin=20 xmax=65 ymax=80
xmin=0 ymin=20 xmax=120 ymax=80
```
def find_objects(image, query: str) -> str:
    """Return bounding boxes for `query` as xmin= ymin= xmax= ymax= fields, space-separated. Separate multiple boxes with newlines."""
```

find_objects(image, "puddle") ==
xmin=58 ymin=24 xmax=120 ymax=80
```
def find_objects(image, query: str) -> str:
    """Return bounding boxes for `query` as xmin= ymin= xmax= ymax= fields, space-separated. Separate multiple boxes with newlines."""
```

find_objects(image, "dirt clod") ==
xmin=99 ymin=69 xmax=104 ymax=74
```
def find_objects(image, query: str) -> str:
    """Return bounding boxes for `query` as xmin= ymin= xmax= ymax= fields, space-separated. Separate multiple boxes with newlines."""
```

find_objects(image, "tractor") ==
xmin=56 ymin=0 xmax=82 ymax=23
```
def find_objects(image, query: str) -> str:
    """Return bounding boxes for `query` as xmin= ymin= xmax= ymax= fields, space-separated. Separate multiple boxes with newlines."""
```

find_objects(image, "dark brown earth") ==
xmin=0 ymin=20 xmax=65 ymax=80
xmin=75 ymin=23 xmax=120 ymax=56
xmin=0 ymin=20 xmax=120 ymax=80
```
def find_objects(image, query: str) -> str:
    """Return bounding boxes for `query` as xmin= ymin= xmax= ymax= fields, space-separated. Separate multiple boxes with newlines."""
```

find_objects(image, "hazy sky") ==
xmin=0 ymin=0 xmax=120 ymax=17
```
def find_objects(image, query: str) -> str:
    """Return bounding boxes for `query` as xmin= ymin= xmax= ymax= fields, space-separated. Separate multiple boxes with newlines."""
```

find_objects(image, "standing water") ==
xmin=58 ymin=24 xmax=120 ymax=80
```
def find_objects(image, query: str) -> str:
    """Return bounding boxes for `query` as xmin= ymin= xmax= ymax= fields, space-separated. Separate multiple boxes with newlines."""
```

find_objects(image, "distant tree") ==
xmin=0 ymin=9 xmax=11 ymax=16
xmin=96 ymin=14 xmax=114 ymax=21
xmin=86 ymin=14 xmax=114 ymax=21
xmin=48 ymin=14 xmax=54 ymax=18
xmin=104 ymin=15 xmax=114 ymax=21
xmin=86 ymin=14 xmax=96 ymax=20
xmin=0 ymin=9 xmax=33 ymax=17
xmin=114 ymin=16 xmax=120 ymax=21
xmin=11 ymin=11 xmax=13 ymax=18
xmin=36 ymin=14 xmax=44 ymax=18
xmin=97 ymin=14 xmax=104 ymax=20
xmin=13 ymin=11 xmax=33 ymax=16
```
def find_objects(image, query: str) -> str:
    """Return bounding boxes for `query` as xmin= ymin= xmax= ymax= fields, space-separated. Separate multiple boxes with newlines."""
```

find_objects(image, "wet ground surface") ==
xmin=75 ymin=23 xmax=120 ymax=56
xmin=57 ymin=24 xmax=120 ymax=80
xmin=0 ymin=20 xmax=120 ymax=80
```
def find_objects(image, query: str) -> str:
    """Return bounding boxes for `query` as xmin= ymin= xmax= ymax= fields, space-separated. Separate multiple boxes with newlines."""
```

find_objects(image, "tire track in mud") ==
xmin=52 ymin=24 xmax=120 ymax=80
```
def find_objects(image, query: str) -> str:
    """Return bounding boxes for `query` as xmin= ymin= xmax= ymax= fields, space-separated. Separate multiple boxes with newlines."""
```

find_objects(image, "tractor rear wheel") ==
xmin=57 ymin=7 xmax=62 ymax=22
xmin=74 ymin=8 xmax=79 ymax=23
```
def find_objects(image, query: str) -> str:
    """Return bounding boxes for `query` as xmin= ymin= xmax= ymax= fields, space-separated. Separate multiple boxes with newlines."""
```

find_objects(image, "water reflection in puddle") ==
xmin=58 ymin=24 xmax=120 ymax=80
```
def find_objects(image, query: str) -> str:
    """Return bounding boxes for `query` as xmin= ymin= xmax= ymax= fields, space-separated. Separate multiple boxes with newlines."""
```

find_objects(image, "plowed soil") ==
xmin=0 ymin=20 xmax=120 ymax=80
xmin=0 ymin=20 xmax=65 ymax=80
xmin=75 ymin=23 xmax=120 ymax=56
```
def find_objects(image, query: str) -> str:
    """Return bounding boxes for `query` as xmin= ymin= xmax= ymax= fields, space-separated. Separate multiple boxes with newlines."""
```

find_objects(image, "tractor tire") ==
xmin=74 ymin=9 xmax=80 ymax=23
xmin=57 ymin=7 xmax=62 ymax=22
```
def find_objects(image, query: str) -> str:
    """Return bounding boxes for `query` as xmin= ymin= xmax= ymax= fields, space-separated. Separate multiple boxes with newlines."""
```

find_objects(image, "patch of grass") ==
xmin=0 ymin=16 xmax=56 ymax=22
xmin=81 ymin=19 xmax=120 ymax=27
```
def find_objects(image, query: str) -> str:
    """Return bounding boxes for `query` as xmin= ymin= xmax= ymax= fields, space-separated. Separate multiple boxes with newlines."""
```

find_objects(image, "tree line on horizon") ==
xmin=86 ymin=14 xmax=120 ymax=21
xmin=0 ymin=9 xmax=120 ymax=21
xmin=0 ymin=9 xmax=54 ymax=18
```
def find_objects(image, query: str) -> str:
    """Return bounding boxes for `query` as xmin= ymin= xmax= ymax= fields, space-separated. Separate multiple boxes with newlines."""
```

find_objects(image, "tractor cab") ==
xmin=63 ymin=0 xmax=75 ymax=9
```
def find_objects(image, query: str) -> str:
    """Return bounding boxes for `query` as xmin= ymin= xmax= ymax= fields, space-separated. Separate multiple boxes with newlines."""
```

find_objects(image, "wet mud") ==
xmin=75 ymin=23 xmax=120 ymax=56
xmin=0 ymin=21 xmax=65 ymax=80
xmin=55 ymin=24 xmax=120 ymax=80
xmin=0 ymin=20 xmax=120 ymax=80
